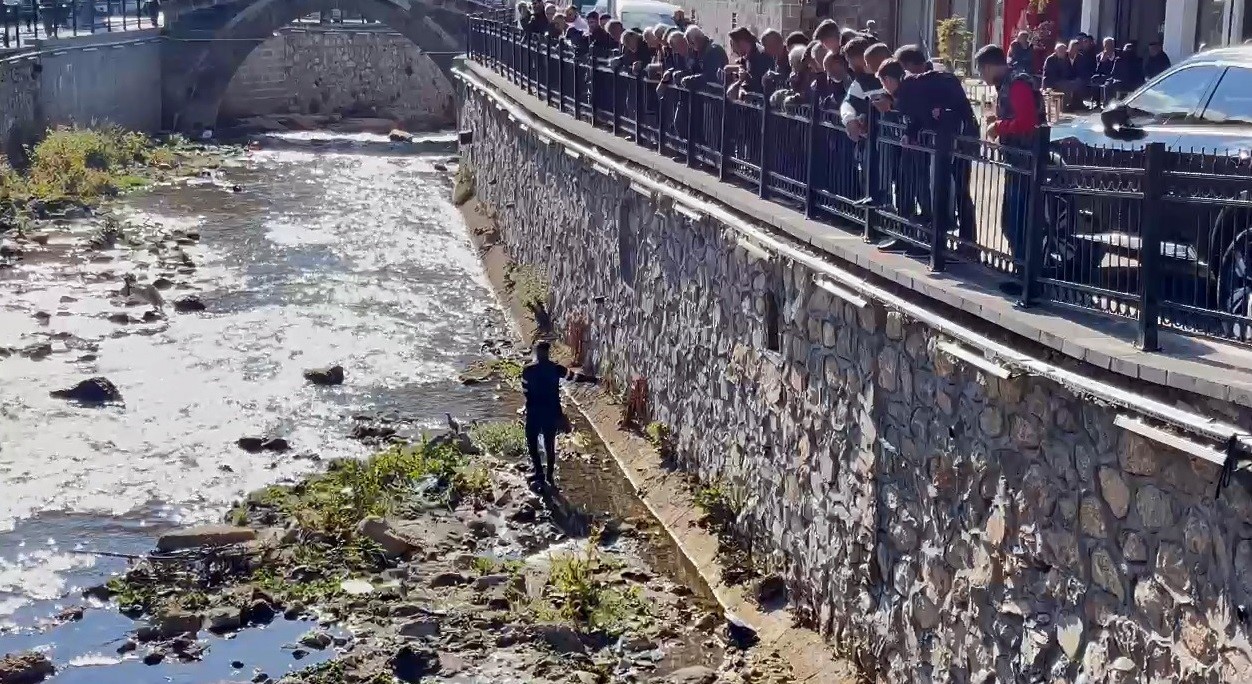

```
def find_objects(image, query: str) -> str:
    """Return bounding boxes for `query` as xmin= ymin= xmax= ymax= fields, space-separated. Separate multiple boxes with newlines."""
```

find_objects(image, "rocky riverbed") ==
xmin=2 ymin=356 xmax=798 ymax=684
xmin=0 ymin=132 xmax=805 ymax=683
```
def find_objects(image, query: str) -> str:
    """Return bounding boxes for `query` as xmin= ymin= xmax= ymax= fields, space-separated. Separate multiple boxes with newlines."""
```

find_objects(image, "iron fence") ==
xmin=466 ymin=15 xmax=1252 ymax=351
xmin=1 ymin=0 xmax=161 ymax=49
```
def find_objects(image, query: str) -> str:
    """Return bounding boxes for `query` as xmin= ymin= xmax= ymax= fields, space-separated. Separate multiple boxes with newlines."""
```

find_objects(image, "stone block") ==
xmin=1134 ymin=485 xmax=1175 ymax=531
xmin=1097 ymin=467 xmax=1130 ymax=519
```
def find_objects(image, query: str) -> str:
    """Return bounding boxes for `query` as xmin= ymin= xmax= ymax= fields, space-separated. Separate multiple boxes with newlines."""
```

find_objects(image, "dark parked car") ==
xmin=1048 ymin=46 xmax=1252 ymax=318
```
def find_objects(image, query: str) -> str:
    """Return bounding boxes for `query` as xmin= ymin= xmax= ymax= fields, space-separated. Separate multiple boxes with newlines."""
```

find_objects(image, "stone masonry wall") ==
xmin=461 ymin=86 xmax=1252 ymax=683
xmin=36 ymin=33 xmax=163 ymax=135
xmin=220 ymin=26 xmax=454 ymax=129
xmin=1 ymin=33 xmax=162 ymax=167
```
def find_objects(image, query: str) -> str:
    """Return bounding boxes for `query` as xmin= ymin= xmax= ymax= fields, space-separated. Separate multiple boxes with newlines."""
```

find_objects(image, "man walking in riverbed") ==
xmin=521 ymin=341 xmax=593 ymax=488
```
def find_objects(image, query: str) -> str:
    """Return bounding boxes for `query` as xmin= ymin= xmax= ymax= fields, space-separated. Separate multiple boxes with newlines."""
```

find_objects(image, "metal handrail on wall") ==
xmin=465 ymin=15 xmax=1252 ymax=351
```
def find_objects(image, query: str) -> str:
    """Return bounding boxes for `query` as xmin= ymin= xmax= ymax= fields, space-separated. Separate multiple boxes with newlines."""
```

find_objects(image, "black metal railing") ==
xmin=466 ymin=15 xmax=1252 ymax=350
xmin=1 ymin=0 xmax=161 ymax=49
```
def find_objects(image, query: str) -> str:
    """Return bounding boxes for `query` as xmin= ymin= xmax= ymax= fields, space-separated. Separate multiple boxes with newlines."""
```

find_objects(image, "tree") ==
xmin=936 ymin=16 xmax=973 ymax=72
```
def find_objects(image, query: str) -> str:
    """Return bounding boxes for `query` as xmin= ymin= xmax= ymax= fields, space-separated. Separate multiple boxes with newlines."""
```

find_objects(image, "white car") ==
xmin=589 ymin=0 xmax=680 ymax=31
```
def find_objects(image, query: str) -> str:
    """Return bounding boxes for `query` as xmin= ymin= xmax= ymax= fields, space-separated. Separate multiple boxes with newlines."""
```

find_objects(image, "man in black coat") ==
xmin=1144 ymin=40 xmax=1171 ymax=81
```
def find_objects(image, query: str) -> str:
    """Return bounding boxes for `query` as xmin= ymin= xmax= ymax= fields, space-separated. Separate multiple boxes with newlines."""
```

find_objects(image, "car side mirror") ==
xmin=1101 ymin=100 xmax=1131 ymax=132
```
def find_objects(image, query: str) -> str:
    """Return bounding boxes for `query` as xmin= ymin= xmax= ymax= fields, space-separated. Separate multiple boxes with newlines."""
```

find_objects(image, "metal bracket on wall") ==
xmin=736 ymin=237 xmax=772 ymax=262
xmin=814 ymin=277 xmax=868 ymax=309
xmin=1113 ymin=414 xmax=1227 ymax=467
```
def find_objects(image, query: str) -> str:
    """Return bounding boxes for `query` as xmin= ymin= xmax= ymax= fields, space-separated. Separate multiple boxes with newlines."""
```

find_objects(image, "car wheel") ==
xmin=1215 ymin=229 xmax=1252 ymax=341
xmin=1042 ymin=193 xmax=1103 ymax=282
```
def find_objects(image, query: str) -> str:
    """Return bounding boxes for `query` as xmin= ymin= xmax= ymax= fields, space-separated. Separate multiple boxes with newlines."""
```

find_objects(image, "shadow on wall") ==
xmin=218 ymin=27 xmax=456 ymax=130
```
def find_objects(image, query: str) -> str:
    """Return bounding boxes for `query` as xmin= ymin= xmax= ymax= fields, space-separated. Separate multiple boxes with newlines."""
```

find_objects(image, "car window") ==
xmin=1124 ymin=65 xmax=1222 ymax=123
xmin=1200 ymin=67 xmax=1252 ymax=125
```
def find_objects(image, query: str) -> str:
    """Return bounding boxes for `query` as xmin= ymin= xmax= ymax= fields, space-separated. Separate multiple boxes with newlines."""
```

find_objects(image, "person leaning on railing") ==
xmin=546 ymin=13 xmax=566 ymax=41
xmin=892 ymin=45 xmax=980 ymax=247
xmin=679 ymin=25 xmax=728 ymax=92
xmin=610 ymin=27 xmax=653 ymax=74
xmin=762 ymin=31 xmax=808 ymax=94
xmin=975 ymin=43 xmax=1045 ymax=297
xmin=768 ymin=45 xmax=811 ymax=107
xmin=811 ymin=50 xmax=851 ymax=109
xmin=725 ymin=26 xmax=774 ymax=98
xmin=843 ymin=41 xmax=893 ymax=208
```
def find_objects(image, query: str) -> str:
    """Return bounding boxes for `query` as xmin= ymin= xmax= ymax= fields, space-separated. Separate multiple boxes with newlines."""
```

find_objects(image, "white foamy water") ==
xmin=0 ymin=136 xmax=502 ymax=626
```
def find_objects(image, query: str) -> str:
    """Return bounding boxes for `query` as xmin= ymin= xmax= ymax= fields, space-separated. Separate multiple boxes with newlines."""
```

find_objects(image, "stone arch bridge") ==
xmin=161 ymin=0 xmax=482 ymax=131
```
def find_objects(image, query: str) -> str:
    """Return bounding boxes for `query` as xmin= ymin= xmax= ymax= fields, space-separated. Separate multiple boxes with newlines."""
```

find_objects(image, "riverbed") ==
xmin=0 ymin=133 xmax=510 ymax=671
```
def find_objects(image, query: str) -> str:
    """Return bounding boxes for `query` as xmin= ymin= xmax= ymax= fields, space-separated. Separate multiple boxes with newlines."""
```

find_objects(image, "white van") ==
xmin=588 ymin=0 xmax=681 ymax=31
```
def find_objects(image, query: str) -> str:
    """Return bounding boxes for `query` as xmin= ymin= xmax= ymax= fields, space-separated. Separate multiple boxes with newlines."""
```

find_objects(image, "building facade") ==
xmin=994 ymin=0 xmax=1252 ymax=63
xmin=676 ymin=0 xmax=901 ymax=48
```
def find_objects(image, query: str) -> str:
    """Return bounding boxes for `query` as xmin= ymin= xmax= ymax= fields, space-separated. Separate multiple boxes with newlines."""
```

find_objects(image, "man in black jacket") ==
xmin=1144 ymin=41 xmax=1171 ymax=80
xmin=892 ymin=45 xmax=980 ymax=247
xmin=727 ymin=26 xmax=774 ymax=95
xmin=524 ymin=0 xmax=549 ymax=34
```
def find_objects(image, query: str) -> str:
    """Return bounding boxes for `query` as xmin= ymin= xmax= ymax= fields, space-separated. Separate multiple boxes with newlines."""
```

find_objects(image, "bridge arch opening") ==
xmin=165 ymin=0 xmax=464 ymax=132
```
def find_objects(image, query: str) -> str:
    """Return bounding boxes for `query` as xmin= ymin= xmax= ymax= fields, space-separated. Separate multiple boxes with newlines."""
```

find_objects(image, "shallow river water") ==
xmin=0 ymin=133 xmax=517 ymax=677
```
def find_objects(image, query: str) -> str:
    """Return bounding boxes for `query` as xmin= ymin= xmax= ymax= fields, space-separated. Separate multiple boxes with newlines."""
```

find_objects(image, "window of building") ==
xmin=1197 ymin=0 xmax=1232 ymax=51
xmin=1199 ymin=67 xmax=1252 ymax=124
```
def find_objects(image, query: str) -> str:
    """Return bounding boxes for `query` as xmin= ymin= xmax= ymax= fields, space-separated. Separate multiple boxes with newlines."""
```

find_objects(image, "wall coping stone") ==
xmin=457 ymin=57 xmax=1252 ymax=414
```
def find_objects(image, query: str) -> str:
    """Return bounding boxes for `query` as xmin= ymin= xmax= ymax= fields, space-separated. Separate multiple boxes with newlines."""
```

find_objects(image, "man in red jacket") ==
xmin=976 ymin=44 xmax=1044 ymax=297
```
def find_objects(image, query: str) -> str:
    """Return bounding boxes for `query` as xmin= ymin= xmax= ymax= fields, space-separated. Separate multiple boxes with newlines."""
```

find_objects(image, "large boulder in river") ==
xmin=157 ymin=525 xmax=257 ymax=552
xmin=172 ymin=296 xmax=206 ymax=313
xmin=236 ymin=437 xmax=290 ymax=453
xmin=303 ymin=365 xmax=344 ymax=386
xmin=50 ymin=377 xmax=122 ymax=404
xmin=0 ymin=651 xmax=54 ymax=683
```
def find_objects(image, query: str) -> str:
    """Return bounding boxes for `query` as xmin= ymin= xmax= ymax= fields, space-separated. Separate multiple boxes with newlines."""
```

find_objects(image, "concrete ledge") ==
xmin=458 ymin=57 xmax=1252 ymax=412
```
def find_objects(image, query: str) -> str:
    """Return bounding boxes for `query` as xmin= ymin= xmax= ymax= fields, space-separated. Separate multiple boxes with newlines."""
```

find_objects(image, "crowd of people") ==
xmin=501 ymin=5 xmax=1100 ymax=295
xmin=1032 ymin=31 xmax=1170 ymax=111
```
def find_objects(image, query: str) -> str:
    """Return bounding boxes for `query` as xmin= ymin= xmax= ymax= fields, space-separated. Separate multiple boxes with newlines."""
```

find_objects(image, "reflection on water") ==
xmin=0 ymin=133 xmax=502 ymax=634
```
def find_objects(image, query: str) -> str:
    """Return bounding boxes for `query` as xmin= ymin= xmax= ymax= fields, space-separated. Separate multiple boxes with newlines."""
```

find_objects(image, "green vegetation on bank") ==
xmin=538 ymin=542 xmax=651 ymax=635
xmin=0 ymin=126 xmax=220 ymax=219
xmin=109 ymin=440 xmax=498 ymax=618
xmin=469 ymin=420 xmax=527 ymax=458
xmin=507 ymin=264 xmax=550 ymax=311
xmin=235 ymin=440 xmax=491 ymax=533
